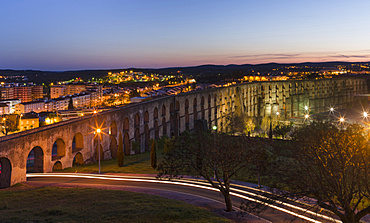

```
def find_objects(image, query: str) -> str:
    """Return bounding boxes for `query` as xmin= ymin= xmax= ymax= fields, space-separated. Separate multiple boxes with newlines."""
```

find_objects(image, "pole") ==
xmin=213 ymin=131 xmax=216 ymax=180
xmin=98 ymin=133 xmax=101 ymax=174
xmin=212 ymin=125 xmax=217 ymax=180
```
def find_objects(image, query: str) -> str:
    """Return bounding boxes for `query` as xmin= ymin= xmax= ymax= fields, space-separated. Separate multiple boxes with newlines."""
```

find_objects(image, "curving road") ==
xmin=27 ymin=173 xmax=340 ymax=223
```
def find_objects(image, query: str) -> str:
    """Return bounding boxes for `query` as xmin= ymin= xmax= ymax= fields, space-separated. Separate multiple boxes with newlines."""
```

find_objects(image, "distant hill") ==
xmin=0 ymin=61 xmax=368 ymax=84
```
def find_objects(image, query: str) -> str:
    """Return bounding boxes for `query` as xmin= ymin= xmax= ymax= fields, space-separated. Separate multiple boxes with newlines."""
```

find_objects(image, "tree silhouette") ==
xmin=68 ymin=97 xmax=74 ymax=109
xmin=273 ymin=121 xmax=370 ymax=223
xmin=158 ymin=131 xmax=257 ymax=212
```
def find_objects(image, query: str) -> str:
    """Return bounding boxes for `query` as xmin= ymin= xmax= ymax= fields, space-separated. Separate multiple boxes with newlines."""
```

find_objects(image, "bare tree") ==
xmin=157 ymin=131 xmax=257 ymax=212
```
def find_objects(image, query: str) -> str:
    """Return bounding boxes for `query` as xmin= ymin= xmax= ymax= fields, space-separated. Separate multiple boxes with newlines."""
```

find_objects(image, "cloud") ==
xmin=230 ymin=53 xmax=301 ymax=59
xmin=329 ymin=54 xmax=370 ymax=58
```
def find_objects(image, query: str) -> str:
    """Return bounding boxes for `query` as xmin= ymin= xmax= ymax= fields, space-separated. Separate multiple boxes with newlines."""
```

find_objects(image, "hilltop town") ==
xmin=0 ymin=61 xmax=368 ymax=136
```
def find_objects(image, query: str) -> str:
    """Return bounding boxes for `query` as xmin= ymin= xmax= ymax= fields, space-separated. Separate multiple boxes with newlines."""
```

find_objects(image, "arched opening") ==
xmin=72 ymin=132 xmax=83 ymax=152
xmin=53 ymin=161 xmax=62 ymax=171
xmin=162 ymin=104 xmax=166 ymax=116
xmin=185 ymin=110 xmax=189 ymax=128
xmin=27 ymin=146 xmax=44 ymax=173
xmin=52 ymin=138 xmax=66 ymax=160
xmin=110 ymin=136 xmax=118 ymax=158
xmin=123 ymin=117 xmax=129 ymax=132
xmin=201 ymin=104 xmax=205 ymax=120
xmin=185 ymin=99 xmax=189 ymax=109
xmin=144 ymin=124 xmax=150 ymax=151
xmin=124 ymin=132 xmax=130 ymax=155
xmin=170 ymin=103 xmax=174 ymax=113
xmin=154 ymin=120 xmax=159 ymax=139
xmin=144 ymin=111 xmax=149 ymax=123
xmin=110 ymin=121 xmax=117 ymax=137
xmin=214 ymin=94 xmax=217 ymax=126
xmin=162 ymin=117 xmax=167 ymax=136
xmin=134 ymin=113 xmax=140 ymax=127
xmin=208 ymin=95 xmax=212 ymax=128
xmin=170 ymin=114 xmax=175 ymax=132
xmin=193 ymin=98 xmax=198 ymax=120
xmin=154 ymin=107 xmax=158 ymax=120
xmin=95 ymin=144 xmax=104 ymax=161
xmin=175 ymin=101 xmax=180 ymax=111
xmin=176 ymin=113 xmax=180 ymax=136
xmin=73 ymin=152 xmax=84 ymax=166
xmin=135 ymin=128 xmax=140 ymax=144
xmin=0 ymin=157 xmax=11 ymax=188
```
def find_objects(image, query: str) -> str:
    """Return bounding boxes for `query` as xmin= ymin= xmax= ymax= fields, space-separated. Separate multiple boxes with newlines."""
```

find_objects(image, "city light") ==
xmin=330 ymin=107 xmax=334 ymax=112
xmin=276 ymin=112 xmax=280 ymax=116
xmin=339 ymin=117 xmax=345 ymax=123
xmin=96 ymin=128 xmax=101 ymax=133
xmin=363 ymin=111 xmax=368 ymax=119
xmin=304 ymin=114 xmax=309 ymax=119
xmin=304 ymin=105 xmax=309 ymax=111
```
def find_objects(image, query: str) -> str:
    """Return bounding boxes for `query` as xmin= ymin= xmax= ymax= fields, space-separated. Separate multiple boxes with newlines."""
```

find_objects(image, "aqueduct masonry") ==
xmin=0 ymin=76 xmax=369 ymax=188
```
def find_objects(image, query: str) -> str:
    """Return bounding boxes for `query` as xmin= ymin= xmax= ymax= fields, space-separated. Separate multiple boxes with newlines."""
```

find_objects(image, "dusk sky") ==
xmin=1 ymin=0 xmax=370 ymax=71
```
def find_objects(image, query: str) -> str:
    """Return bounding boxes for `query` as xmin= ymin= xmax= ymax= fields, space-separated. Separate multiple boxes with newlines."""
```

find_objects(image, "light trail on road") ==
xmin=27 ymin=173 xmax=339 ymax=223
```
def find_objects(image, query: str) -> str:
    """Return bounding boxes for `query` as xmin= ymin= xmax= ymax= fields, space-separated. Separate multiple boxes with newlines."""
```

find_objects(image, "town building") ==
xmin=15 ymin=101 xmax=46 ymax=114
xmin=0 ymin=99 xmax=21 ymax=114
xmin=31 ymin=85 xmax=43 ymax=100
xmin=15 ymin=86 xmax=32 ymax=102
xmin=0 ymin=85 xmax=43 ymax=102
xmin=19 ymin=113 xmax=39 ymax=131
xmin=0 ymin=87 xmax=15 ymax=100
xmin=0 ymin=103 xmax=10 ymax=115
xmin=50 ymin=85 xmax=66 ymax=99
xmin=50 ymin=84 xmax=87 ymax=99
xmin=46 ymin=97 xmax=70 ymax=111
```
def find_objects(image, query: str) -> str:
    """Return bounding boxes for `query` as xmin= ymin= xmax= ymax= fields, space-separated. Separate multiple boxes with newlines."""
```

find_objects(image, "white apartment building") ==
xmin=0 ymin=99 xmax=21 ymax=114
xmin=0 ymin=103 xmax=10 ymax=115
xmin=15 ymin=101 xmax=45 ymax=114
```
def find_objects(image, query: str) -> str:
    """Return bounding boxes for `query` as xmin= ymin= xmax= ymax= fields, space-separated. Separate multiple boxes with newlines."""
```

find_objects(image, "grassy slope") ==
xmin=59 ymin=152 xmax=160 ymax=174
xmin=0 ymin=184 xmax=230 ymax=223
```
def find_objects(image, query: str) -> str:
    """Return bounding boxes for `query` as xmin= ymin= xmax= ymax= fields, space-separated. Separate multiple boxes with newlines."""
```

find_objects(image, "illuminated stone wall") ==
xmin=0 ymin=76 xmax=368 ymax=187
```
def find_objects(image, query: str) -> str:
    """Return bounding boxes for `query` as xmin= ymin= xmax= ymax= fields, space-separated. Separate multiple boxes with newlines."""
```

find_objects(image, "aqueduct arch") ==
xmin=72 ymin=133 xmax=84 ymax=152
xmin=27 ymin=146 xmax=44 ymax=173
xmin=53 ymin=161 xmax=62 ymax=171
xmin=0 ymin=157 xmax=11 ymax=188
xmin=110 ymin=121 xmax=118 ymax=158
xmin=73 ymin=152 xmax=84 ymax=166
xmin=52 ymin=138 xmax=66 ymax=160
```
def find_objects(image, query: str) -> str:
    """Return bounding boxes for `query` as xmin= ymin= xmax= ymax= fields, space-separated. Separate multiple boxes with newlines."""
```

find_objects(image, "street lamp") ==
xmin=96 ymin=128 xmax=102 ymax=173
xmin=212 ymin=125 xmax=217 ymax=131
xmin=304 ymin=114 xmax=309 ymax=122
xmin=363 ymin=111 xmax=368 ymax=119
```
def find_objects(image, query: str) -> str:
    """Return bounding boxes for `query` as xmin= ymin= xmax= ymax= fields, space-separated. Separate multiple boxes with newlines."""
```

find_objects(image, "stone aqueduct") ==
xmin=0 ymin=77 xmax=368 ymax=188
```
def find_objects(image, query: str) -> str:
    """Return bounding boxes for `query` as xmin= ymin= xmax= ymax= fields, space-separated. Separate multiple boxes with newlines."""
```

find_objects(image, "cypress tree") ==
xmin=68 ymin=97 xmax=74 ymax=109
xmin=150 ymin=139 xmax=157 ymax=169
xmin=117 ymin=132 xmax=124 ymax=167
